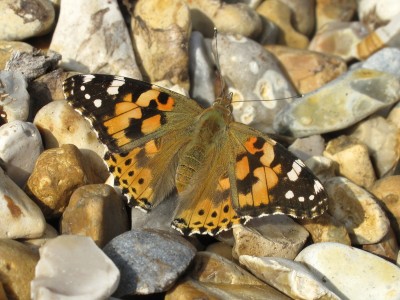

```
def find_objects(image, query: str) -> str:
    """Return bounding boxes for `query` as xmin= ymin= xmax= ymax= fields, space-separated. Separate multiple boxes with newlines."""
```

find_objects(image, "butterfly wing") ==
xmin=63 ymin=74 xmax=203 ymax=210
xmin=228 ymin=122 xmax=328 ymax=220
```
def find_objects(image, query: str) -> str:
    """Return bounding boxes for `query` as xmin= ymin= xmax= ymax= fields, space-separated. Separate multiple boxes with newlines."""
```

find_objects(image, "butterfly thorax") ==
xmin=175 ymin=103 xmax=231 ymax=193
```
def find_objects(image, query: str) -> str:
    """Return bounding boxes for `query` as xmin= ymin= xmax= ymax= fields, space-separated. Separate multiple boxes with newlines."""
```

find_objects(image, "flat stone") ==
xmin=216 ymin=34 xmax=297 ymax=132
xmin=0 ymin=70 xmax=29 ymax=123
xmin=25 ymin=144 xmax=89 ymax=218
xmin=0 ymin=239 xmax=39 ymax=300
xmin=348 ymin=116 xmax=400 ymax=177
xmin=239 ymin=255 xmax=341 ymax=300
xmin=103 ymin=229 xmax=196 ymax=297
xmin=31 ymin=235 xmax=119 ymax=300
xmin=61 ymin=184 xmax=129 ymax=247
xmin=0 ymin=167 xmax=46 ymax=239
xmin=132 ymin=0 xmax=191 ymax=89
xmin=325 ymin=177 xmax=390 ymax=244
xmin=0 ymin=121 xmax=43 ymax=187
xmin=0 ymin=0 xmax=55 ymax=40
xmin=370 ymin=175 xmax=400 ymax=242
xmin=295 ymin=242 xmax=400 ymax=300
xmin=232 ymin=216 xmax=309 ymax=260
xmin=323 ymin=135 xmax=376 ymax=188
xmin=357 ymin=47 xmax=400 ymax=81
xmin=274 ymin=68 xmax=400 ymax=137
xmin=50 ymin=0 xmax=141 ymax=78
xmin=257 ymin=0 xmax=309 ymax=48
xmin=186 ymin=0 xmax=262 ymax=38
xmin=33 ymin=100 xmax=109 ymax=183
xmin=266 ymin=45 xmax=347 ymax=94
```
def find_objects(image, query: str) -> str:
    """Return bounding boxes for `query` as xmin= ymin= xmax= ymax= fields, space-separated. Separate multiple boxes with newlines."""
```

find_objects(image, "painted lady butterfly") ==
xmin=63 ymin=73 xmax=328 ymax=236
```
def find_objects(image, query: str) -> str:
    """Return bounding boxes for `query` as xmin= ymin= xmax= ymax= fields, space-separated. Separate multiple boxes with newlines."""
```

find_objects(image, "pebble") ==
xmin=388 ymin=101 xmax=400 ymax=128
xmin=25 ymin=144 xmax=89 ymax=218
xmin=273 ymin=68 xmax=400 ymax=137
xmin=132 ymin=0 xmax=191 ymax=89
xmin=216 ymin=34 xmax=297 ymax=132
xmin=309 ymin=21 xmax=369 ymax=61
xmin=295 ymin=242 xmax=400 ymax=300
xmin=22 ymin=223 xmax=58 ymax=250
xmin=323 ymin=135 xmax=376 ymax=188
xmin=358 ymin=0 xmax=400 ymax=30
xmin=186 ymin=0 xmax=262 ymax=38
xmin=348 ymin=116 xmax=400 ymax=177
xmin=0 ymin=40 xmax=33 ymax=69
xmin=325 ymin=177 xmax=390 ymax=245
xmin=363 ymin=228 xmax=399 ymax=263
xmin=266 ymin=45 xmax=347 ymax=94
xmin=33 ymin=100 xmax=109 ymax=183
xmin=278 ymin=0 xmax=315 ymax=36
xmin=0 ymin=0 xmax=55 ymax=40
xmin=0 ymin=121 xmax=43 ymax=187
xmin=0 ymin=70 xmax=29 ymax=123
xmin=0 ymin=167 xmax=46 ymax=239
xmin=239 ymin=255 xmax=341 ymax=300
xmin=299 ymin=214 xmax=352 ymax=245
xmin=371 ymin=176 xmax=400 ymax=242
xmin=103 ymin=229 xmax=196 ymax=297
xmin=61 ymin=184 xmax=129 ymax=247
xmin=206 ymin=241 xmax=234 ymax=261
xmin=257 ymin=0 xmax=309 ymax=48
xmin=31 ymin=235 xmax=120 ymax=300
xmin=357 ymin=47 xmax=400 ymax=80
xmin=315 ymin=0 xmax=357 ymax=30
xmin=304 ymin=156 xmax=337 ymax=184
xmin=232 ymin=216 xmax=309 ymax=260
xmin=50 ymin=0 xmax=141 ymax=79
xmin=288 ymin=135 xmax=326 ymax=162
xmin=0 ymin=239 xmax=39 ymax=300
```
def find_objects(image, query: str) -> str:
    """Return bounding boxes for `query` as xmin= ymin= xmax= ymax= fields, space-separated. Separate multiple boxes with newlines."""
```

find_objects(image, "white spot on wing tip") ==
xmin=285 ymin=190 xmax=294 ymax=199
xmin=84 ymin=94 xmax=90 ymax=99
xmin=93 ymin=99 xmax=102 ymax=108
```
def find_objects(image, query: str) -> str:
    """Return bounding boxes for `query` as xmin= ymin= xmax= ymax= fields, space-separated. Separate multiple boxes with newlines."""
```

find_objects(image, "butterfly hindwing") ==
xmin=228 ymin=122 xmax=328 ymax=220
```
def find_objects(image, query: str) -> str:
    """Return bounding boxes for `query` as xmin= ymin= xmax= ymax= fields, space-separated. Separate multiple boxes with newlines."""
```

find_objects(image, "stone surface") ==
xmin=288 ymin=135 xmax=326 ymax=162
xmin=206 ymin=242 xmax=234 ymax=261
xmin=103 ymin=229 xmax=196 ymax=296
xmin=132 ymin=0 xmax=191 ymax=89
xmin=299 ymin=214 xmax=352 ymax=245
xmin=31 ymin=235 xmax=120 ymax=300
xmin=0 ymin=239 xmax=39 ymax=300
xmin=216 ymin=34 xmax=297 ymax=132
xmin=316 ymin=0 xmax=357 ymax=30
xmin=166 ymin=277 xmax=290 ymax=300
xmin=0 ymin=0 xmax=55 ymax=40
xmin=371 ymin=176 xmax=400 ymax=241
xmin=0 ymin=40 xmax=33 ymax=69
xmin=325 ymin=177 xmax=390 ymax=245
xmin=0 ymin=121 xmax=43 ymax=187
xmin=257 ymin=0 xmax=309 ymax=49
xmin=232 ymin=216 xmax=309 ymax=260
xmin=295 ymin=242 xmax=400 ymax=300
xmin=240 ymin=255 xmax=341 ymax=300
xmin=323 ymin=135 xmax=376 ymax=188
xmin=358 ymin=0 xmax=400 ymax=30
xmin=309 ymin=21 xmax=369 ymax=61
xmin=0 ymin=70 xmax=29 ymax=124
xmin=304 ymin=156 xmax=337 ymax=184
xmin=278 ymin=0 xmax=315 ymax=36
xmin=357 ymin=47 xmax=400 ymax=81
xmin=0 ymin=167 xmax=46 ymax=239
xmin=25 ymin=144 xmax=89 ymax=218
xmin=50 ymin=0 xmax=141 ymax=79
xmin=266 ymin=45 xmax=347 ymax=94
xmin=61 ymin=184 xmax=129 ymax=247
xmin=33 ymin=100 xmax=109 ymax=183
xmin=185 ymin=0 xmax=262 ymax=38
xmin=274 ymin=68 xmax=400 ymax=137
xmin=388 ymin=102 xmax=400 ymax=129
xmin=22 ymin=223 xmax=58 ymax=250
xmin=348 ymin=116 xmax=400 ymax=177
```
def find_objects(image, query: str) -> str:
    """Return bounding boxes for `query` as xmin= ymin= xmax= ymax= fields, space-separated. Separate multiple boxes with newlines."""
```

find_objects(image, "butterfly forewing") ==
xmin=228 ymin=122 xmax=328 ymax=220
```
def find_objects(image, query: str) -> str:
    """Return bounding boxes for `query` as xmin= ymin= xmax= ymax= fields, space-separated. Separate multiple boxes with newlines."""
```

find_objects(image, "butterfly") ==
xmin=63 ymin=73 xmax=328 ymax=236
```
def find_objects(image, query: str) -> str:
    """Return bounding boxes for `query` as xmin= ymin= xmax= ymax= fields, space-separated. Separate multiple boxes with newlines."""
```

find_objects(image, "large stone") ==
xmin=50 ymin=0 xmax=141 ymax=79
xmin=295 ymin=242 xmax=400 ymax=300
xmin=274 ymin=68 xmax=400 ymax=137
xmin=0 ymin=40 xmax=33 ymax=70
xmin=61 ymin=184 xmax=129 ymax=247
xmin=31 ymin=235 xmax=119 ymax=300
xmin=0 ymin=167 xmax=46 ymax=239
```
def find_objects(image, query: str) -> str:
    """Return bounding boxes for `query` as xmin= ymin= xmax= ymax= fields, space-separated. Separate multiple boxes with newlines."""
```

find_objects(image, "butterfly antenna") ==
xmin=212 ymin=28 xmax=229 ymax=100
